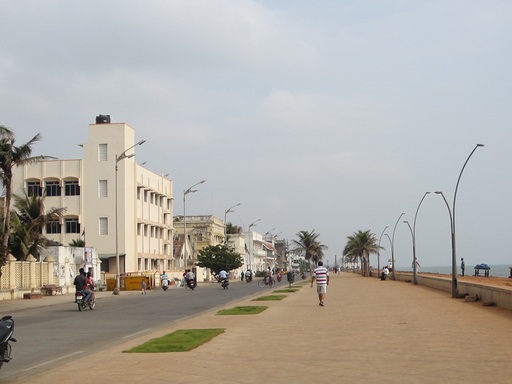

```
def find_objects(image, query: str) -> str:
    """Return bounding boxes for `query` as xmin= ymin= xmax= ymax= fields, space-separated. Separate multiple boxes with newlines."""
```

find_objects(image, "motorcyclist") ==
xmin=245 ymin=269 xmax=253 ymax=282
xmin=73 ymin=268 xmax=91 ymax=303
xmin=161 ymin=271 xmax=169 ymax=289
xmin=185 ymin=269 xmax=195 ymax=286
xmin=219 ymin=269 xmax=228 ymax=282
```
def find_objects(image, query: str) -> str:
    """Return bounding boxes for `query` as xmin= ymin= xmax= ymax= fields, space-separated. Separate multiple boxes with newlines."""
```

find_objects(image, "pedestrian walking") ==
xmin=311 ymin=261 xmax=329 ymax=306
xmin=141 ymin=278 xmax=147 ymax=294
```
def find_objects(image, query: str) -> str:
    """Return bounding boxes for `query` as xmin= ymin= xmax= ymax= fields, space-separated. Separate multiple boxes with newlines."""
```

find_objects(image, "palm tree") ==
xmin=10 ymin=191 xmax=66 ymax=260
xmin=343 ymin=230 xmax=381 ymax=277
xmin=225 ymin=222 xmax=242 ymax=234
xmin=69 ymin=239 xmax=85 ymax=247
xmin=291 ymin=230 xmax=328 ymax=268
xmin=0 ymin=126 xmax=52 ymax=265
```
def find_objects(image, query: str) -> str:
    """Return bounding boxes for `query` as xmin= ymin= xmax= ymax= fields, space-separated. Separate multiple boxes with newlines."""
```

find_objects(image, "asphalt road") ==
xmin=0 ymin=279 xmax=273 ymax=382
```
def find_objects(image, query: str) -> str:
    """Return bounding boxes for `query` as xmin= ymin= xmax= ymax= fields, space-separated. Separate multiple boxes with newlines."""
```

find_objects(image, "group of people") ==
xmin=73 ymin=267 xmax=95 ymax=303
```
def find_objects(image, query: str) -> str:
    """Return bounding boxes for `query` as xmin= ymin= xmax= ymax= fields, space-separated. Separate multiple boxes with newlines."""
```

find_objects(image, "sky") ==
xmin=2 ymin=1 xmax=512 ymax=269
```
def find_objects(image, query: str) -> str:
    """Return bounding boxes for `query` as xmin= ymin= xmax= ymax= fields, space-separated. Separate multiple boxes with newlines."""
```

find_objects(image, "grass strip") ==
xmin=273 ymin=288 xmax=299 ymax=293
xmin=123 ymin=328 xmax=225 ymax=353
xmin=217 ymin=306 xmax=267 ymax=315
xmin=252 ymin=295 xmax=287 ymax=301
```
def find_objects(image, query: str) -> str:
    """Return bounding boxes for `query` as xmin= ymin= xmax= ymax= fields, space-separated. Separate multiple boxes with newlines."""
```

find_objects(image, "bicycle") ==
xmin=258 ymin=276 xmax=275 ymax=288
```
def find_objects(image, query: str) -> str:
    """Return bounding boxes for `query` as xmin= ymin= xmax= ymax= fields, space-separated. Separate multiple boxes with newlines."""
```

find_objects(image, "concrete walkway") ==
xmin=4 ymin=273 xmax=512 ymax=384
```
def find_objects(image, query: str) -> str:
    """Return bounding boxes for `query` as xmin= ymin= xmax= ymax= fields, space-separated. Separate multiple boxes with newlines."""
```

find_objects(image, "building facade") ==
xmin=12 ymin=116 xmax=174 ymax=275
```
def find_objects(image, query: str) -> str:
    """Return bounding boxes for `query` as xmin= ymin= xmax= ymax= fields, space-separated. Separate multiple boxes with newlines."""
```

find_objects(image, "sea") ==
xmin=396 ymin=264 xmax=512 ymax=278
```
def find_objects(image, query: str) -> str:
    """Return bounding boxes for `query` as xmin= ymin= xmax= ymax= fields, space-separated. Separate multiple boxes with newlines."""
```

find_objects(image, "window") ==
xmin=99 ymin=180 xmax=108 ymax=198
xmin=45 ymin=181 xmax=61 ymax=197
xmin=46 ymin=220 xmax=61 ymax=234
xmin=27 ymin=181 xmax=42 ymax=197
xmin=99 ymin=143 xmax=108 ymax=161
xmin=64 ymin=180 xmax=80 ymax=196
xmin=65 ymin=218 xmax=80 ymax=234
xmin=99 ymin=217 xmax=108 ymax=235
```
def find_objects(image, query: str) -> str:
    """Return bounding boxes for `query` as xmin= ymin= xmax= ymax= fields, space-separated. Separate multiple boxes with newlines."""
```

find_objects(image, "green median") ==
xmin=124 ymin=328 xmax=225 ymax=353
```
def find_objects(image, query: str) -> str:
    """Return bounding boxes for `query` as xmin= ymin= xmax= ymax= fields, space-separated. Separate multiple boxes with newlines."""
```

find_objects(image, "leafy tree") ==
xmin=0 ymin=126 xmax=53 ymax=265
xmin=69 ymin=239 xmax=85 ymax=247
xmin=225 ymin=222 xmax=242 ymax=235
xmin=10 ymin=191 xmax=66 ymax=260
xmin=195 ymin=243 xmax=243 ymax=276
xmin=343 ymin=230 xmax=381 ymax=277
xmin=291 ymin=230 xmax=328 ymax=267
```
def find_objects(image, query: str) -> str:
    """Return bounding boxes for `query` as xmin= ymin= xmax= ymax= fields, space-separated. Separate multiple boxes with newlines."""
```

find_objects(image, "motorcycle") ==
xmin=245 ymin=274 xmax=252 ymax=283
xmin=0 ymin=315 xmax=16 ymax=370
xmin=76 ymin=290 xmax=96 ymax=311
xmin=186 ymin=279 xmax=196 ymax=290
xmin=162 ymin=279 xmax=169 ymax=291
xmin=221 ymin=278 xmax=229 ymax=289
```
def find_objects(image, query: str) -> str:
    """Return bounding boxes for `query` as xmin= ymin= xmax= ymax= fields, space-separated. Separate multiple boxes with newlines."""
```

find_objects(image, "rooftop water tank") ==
xmin=96 ymin=114 xmax=111 ymax=124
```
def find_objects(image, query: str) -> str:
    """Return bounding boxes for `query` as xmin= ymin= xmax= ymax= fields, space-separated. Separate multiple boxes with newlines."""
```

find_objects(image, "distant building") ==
xmin=173 ymin=215 xmax=225 ymax=265
xmin=12 ymin=116 xmax=174 ymax=275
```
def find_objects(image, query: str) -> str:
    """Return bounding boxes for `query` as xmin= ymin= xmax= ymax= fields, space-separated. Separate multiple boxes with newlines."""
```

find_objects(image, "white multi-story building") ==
xmin=12 ymin=115 xmax=174 ymax=275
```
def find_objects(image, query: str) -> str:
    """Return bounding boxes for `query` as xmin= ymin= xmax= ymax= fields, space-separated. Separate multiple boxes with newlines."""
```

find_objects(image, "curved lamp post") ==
xmin=114 ymin=139 xmax=146 ymax=295
xmin=391 ymin=212 xmax=405 ymax=280
xmin=384 ymin=233 xmax=392 ymax=272
xmin=378 ymin=226 xmax=388 ymax=279
xmin=435 ymin=143 xmax=484 ymax=298
xmin=183 ymin=180 xmax=206 ymax=268
xmin=247 ymin=219 xmax=261 ymax=270
xmin=409 ymin=192 xmax=430 ymax=285
xmin=224 ymin=203 xmax=241 ymax=237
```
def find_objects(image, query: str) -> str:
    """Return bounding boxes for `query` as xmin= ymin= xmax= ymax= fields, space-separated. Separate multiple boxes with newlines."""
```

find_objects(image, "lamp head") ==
xmin=434 ymin=191 xmax=443 ymax=195
xmin=476 ymin=143 xmax=484 ymax=147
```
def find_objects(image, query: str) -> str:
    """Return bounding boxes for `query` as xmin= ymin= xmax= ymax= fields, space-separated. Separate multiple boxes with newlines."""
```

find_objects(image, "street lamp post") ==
xmin=114 ymin=139 xmax=146 ymax=295
xmin=183 ymin=180 xmax=206 ymax=269
xmin=409 ymin=192 xmax=430 ymax=285
xmin=435 ymin=143 xmax=484 ymax=298
xmin=378 ymin=226 xmax=388 ymax=279
xmin=391 ymin=212 xmax=405 ymax=280
xmin=384 ymin=234 xmax=392 ymax=273
xmin=247 ymin=219 xmax=261 ymax=270
xmin=224 ymin=203 xmax=241 ymax=238
xmin=403 ymin=219 xmax=414 ymax=278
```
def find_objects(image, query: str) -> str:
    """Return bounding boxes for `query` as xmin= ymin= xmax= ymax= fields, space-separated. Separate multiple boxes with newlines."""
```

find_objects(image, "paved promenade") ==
xmin=4 ymin=273 xmax=512 ymax=384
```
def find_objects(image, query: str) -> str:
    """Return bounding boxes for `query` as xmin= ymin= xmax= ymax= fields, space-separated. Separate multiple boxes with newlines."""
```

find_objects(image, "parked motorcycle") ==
xmin=76 ymin=291 xmax=96 ymax=311
xmin=221 ymin=278 xmax=229 ymax=289
xmin=0 ymin=315 xmax=16 ymax=370
xmin=186 ymin=279 xmax=197 ymax=290
xmin=162 ymin=279 xmax=169 ymax=291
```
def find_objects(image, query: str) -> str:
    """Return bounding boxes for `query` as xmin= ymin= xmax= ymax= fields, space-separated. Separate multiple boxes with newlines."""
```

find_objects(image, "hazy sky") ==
xmin=2 ymin=1 xmax=511 ymax=269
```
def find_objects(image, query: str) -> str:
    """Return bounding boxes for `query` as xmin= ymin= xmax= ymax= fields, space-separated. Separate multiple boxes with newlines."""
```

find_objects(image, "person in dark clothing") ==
xmin=73 ymin=268 xmax=91 ymax=303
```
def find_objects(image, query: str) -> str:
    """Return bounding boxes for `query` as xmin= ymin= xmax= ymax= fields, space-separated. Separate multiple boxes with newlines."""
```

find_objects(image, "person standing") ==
xmin=461 ymin=258 xmax=465 ymax=276
xmin=311 ymin=261 xmax=329 ymax=306
xmin=141 ymin=278 xmax=147 ymax=294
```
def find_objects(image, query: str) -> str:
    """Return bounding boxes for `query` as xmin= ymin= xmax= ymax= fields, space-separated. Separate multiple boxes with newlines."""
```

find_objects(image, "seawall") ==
xmin=369 ymin=270 xmax=512 ymax=311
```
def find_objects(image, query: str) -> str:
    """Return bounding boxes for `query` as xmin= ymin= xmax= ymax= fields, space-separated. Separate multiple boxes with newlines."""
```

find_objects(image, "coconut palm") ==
xmin=0 ymin=126 xmax=53 ymax=264
xmin=343 ymin=230 xmax=381 ymax=277
xmin=291 ymin=230 xmax=328 ymax=267
xmin=10 ymin=191 xmax=66 ymax=260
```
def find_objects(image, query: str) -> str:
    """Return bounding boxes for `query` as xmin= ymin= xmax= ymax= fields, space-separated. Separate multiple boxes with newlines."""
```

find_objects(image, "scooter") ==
xmin=162 ymin=279 xmax=169 ymax=291
xmin=76 ymin=290 xmax=96 ymax=311
xmin=221 ymin=278 xmax=229 ymax=289
xmin=0 ymin=316 xmax=16 ymax=370
xmin=186 ymin=279 xmax=196 ymax=290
